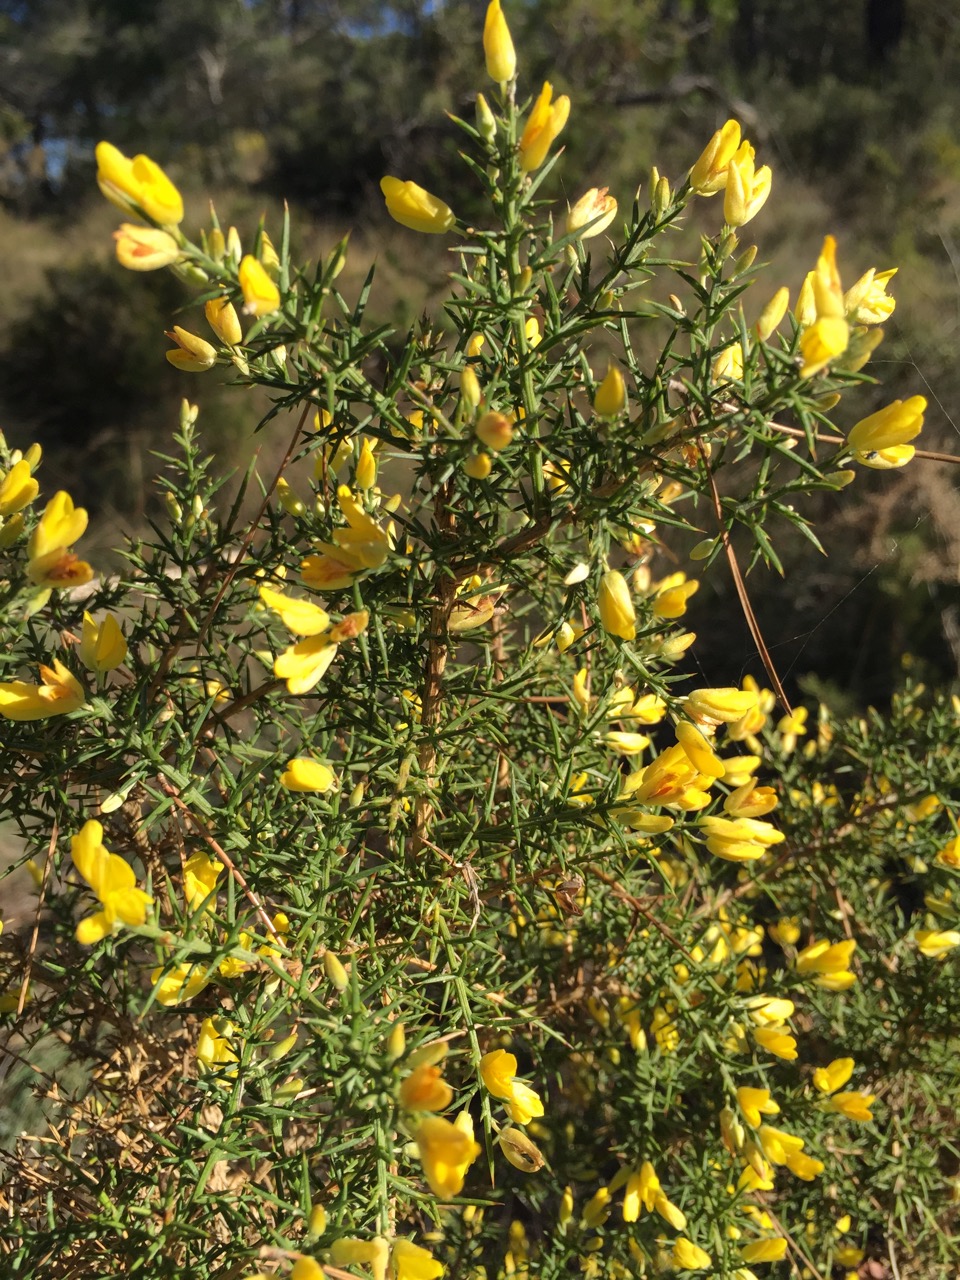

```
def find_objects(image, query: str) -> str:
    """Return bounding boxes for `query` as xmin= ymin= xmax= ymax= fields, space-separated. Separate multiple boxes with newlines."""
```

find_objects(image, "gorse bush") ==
xmin=1 ymin=4 xmax=958 ymax=1278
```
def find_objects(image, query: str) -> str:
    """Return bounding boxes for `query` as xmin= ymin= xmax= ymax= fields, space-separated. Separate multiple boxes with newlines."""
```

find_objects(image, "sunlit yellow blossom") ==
xmin=757 ymin=1123 xmax=805 ymax=1165
xmin=844 ymin=266 xmax=896 ymax=324
xmin=603 ymin=730 xmax=651 ymax=755
xmin=380 ymin=176 xmax=455 ymax=234
xmin=400 ymin=1062 xmax=454 ymax=1112
xmin=0 ymin=659 xmax=86 ymax=721
xmin=568 ymin=187 xmax=618 ymax=240
xmin=915 ymin=929 xmax=960 ymax=958
xmin=621 ymin=742 xmax=712 ymax=811
xmin=597 ymin=570 xmax=635 ymax=640
xmin=480 ymin=1049 xmax=545 ymax=1123
xmin=165 ymin=325 xmax=217 ymax=372
xmin=699 ymin=815 xmax=784 ymax=862
xmin=113 ymin=223 xmax=181 ymax=270
xmin=71 ymin=819 xmax=152 ymax=944
xmin=28 ymin=490 xmax=87 ymax=563
xmin=483 ymin=0 xmax=516 ymax=82
xmin=785 ymin=1150 xmax=823 ymax=1180
xmin=685 ymin=686 xmax=759 ymax=726
xmin=239 ymin=254 xmax=281 ymax=316
xmin=151 ymin=961 xmax=211 ymax=1006
xmin=723 ymin=143 xmax=772 ymax=227
xmin=828 ymin=1091 xmax=875 ymax=1121
xmin=654 ymin=1192 xmax=687 ymax=1231
xmin=79 ymin=612 xmax=127 ymax=673
xmin=0 ymin=459 xmax=39 ymax=515
xmin=197 ymin=1016 xmax=239 ymax=1073
xmin=302 ymin=485 xmax=391 ymax=588
xmin=415 ymin=1114 xmax=481 ymax=1197
xmin=671 ymin=1238 xmax=712 ymax=1271
xmin=183 ymin=851 xmax=221 ymax=911
xmin=724 ymin=780 xmax=778 ymax=818
xmin=741 ymin=1238 xmax=788 ymax=1263
xmin=519 ymin=82 xmax=570 ymax=172
xmin=676 ymin=721 xmax=725 ymax=778
xmin=736 ymin=1087 xmax=780 ymax=1128
xmin=96 ymin=141 xmax=184 ymax=225
xmin=290 ymin=1258 xmax=324 ymax=1280
xmin=847 ymin=396 xmax=925 ymax=455
xmin=331 ymin=1237 xmax=389 ymax=1280
xmin=795 ymin=938 xmax=857 ymax=989
xmin=651 ymin=571 xmax=699 ymax=618
xmin=272 ymin=610 xmax=369 ymax=695
xmin=594 ymin=366 xmax=627 ymax=417
xmin=813 ymin=1057 xmax=854 ymax=1094
xmin=582 ymin=1186 xmax=611 ymax=1227
xmin=746 ymin=995 xmax=794 ymax=1025
xmin=753 ymin=1024 xmax=798 ymax=1060
xmin=280 ymin=758 xmax=337 ymax=792
xmin=259 ymin=585 xmax=330 ymax=635
xmin=391 ymin=1239 xmax=444 ymax=1280
xmin=622 ymin=1162 xmax=659 ymax=1222
xmin=712 ymin=342 xmax=744 ymax=383
xmin=690 ymin=119 xmax=742 ymax=195
xmin=799 ymin=235 xmax=850 ymax=376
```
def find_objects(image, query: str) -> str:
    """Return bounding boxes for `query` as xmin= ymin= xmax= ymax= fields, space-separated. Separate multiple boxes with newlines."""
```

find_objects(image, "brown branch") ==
xmin=698 ymin=440 xmax=793 ymax=715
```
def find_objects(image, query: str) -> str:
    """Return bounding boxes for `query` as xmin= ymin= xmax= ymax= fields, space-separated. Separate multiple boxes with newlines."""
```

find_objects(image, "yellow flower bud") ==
xmin=690 ymin=119 xmax=741 ymax=195
xmin=483 ymin=0 xmax=516 ymax=83
xmin=79 ymin=612 xmax=127 ymax=673
xmin=594 ymin=366 xmax=627 ymax=417
xmin=380 ymin=177 xmax=455 ymax=234
xmin=238 ymin=254 xmax=281 ymax=317
xmin=755 ymin=286 xmax=790 ymax=341
xmin=461 ymin=364 xmax=482 ymax=410
xmin=96 ymin=141 xmax=183 ymax=225
xmin=0 ymin=460 xmax=39 ymax=516
xmin=280 ymin=758 xmax=337 ymax=792
xmin=476 ymin=411 xmax=514 ymax=451
xmin=204 ymin=296 xmax=243 ymax=346
xmin=476 ymin=92 xmax=497 ymax=143
xmin=597 ymin=570 xmax=636 ymax=641
xmin=464 ymin=452 xmax=493 ymax=479
xmin=324 ymin=951 xmax=350 ymax=991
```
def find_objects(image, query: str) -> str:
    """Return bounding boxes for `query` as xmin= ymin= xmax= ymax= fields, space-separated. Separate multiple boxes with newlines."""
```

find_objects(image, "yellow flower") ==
xmin=0 ymin=659 xmax=86 ymax=721
xmin=597 ymin=570 xmax=635 ymax=640
xmin=113 ymin=223 xmax=181 ymax=270
xmin=698 ymin=815 xmax=784 ymax=862
xmin=476 ymin=410 xmax=514 ymax=451
xmin=301 ymin=485 xmax=392 ymax=588
xmin=290 ymin=1259 xmax=325 ymax=1280
xmin=380 ymin=176 xmax=455 ymax=234
xmin=723 ymin=143 xmax=772 ymax=227
xmin=196 ymin=1016 xmax=239 ymax=1073
xmin=71 ymin=819 xmax=152 ymax=944
xmin=165 ymin=326 xmax=218 ymax=372
xmin=28 ymin=489 xmax=87 ymax=561
xmin=415 ymin=1114 xmax=481 ymax=1197
xmin=330 ymin=1238 xmax=389 ymax=1280
xmin=594 ymin=366 xmax=627 ymax=417
xmin=757 ymin=1123 xmax=805 ymax=1165
xmin=828 ymin=1091 xmax=875 ymax=1122
xmin=622 ymin=1162 xmax=660 ymax=1222
xmin=736 ymin=1086 xmax=780 ymax=1128
xmin=795 ymin=938 xmax=857 ymax=989
xmin=150 ymin=961 xmax=211 ymax=1006
xmin=753 ymin=1024 xmax=798 ymax=1061
xmin=183 ymin=851 xmax=222 ymax=911
xmin=755 ymin=286 xmax=790 ymax=341
xmin=205 ymin=295 xmax=243 ymax=346
xmin=391 ymin=1239 xmax=444 ymax=1280
xmin=847 ymin=396 xmax=925 ymax=456
xmin=567 ymin=187 xmax=618 ymax=240
xmin=479 ymin=1048 xmax=545 ymax=1123
xmin=915 ymin=929 xmax=960 ymax=958
xmin=238 ymin=254 xmax=281 ymax=316
xmin=621 ymin=742 xmax=712 ymax=811
xmin=399 ymin=1063 xmax=454 ymax=1113
xmin=785 ymin=1150 xmax=823 ymax=1180
xmin=258 ymin=585 xmax=331 ymax=635
xmin=671 ymin=1238 xmax=712 ymax=1271
xmin=685 ymin=686 xmax=759 ymax=725
xmin=798 ymin=235 xmax=850 ymax=376
xmin=813 ymin=1057 xmax=854 ymax=1094
xmin=844 ymin=266 xmax=896 ymax=324
xmin=582 ymin=1186 xmax=611 ymax=1227
xmin=280 ymin=759 xmax=338 ymax=792
xmin=79 ymin=612 xmax=127 ymax=673
xmin=712 ymin=342 xmax=744 ymax=383
xmin=746 ymin=995 xmax=795 ymax=1025
xmin=676 ymin=721 xmax=724 ymax=778
xmin=519 ymin=82 xmax=570 ymax=172
xmin=0 ymin=459 xmax=39 ymax=516
xmin=483 ymin=0 xmax=516 ymax=83
xmin=690 ymin=118 xmax=742 ymax=194
xmin=95 ymin=141 xmax=184 ymax=225
xmin=741 ymin=1238 xmax=787 ymax=1263
xmin=651 ymin=571 xmax=698 ymax=618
